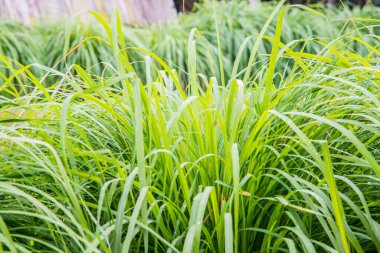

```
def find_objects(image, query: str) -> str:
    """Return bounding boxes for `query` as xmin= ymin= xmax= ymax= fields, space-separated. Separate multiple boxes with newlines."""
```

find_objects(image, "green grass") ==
xmin=1 ymin=2 xmax=380 ymax=253
xmin=0 ymin=1 xmax=379 ymax=87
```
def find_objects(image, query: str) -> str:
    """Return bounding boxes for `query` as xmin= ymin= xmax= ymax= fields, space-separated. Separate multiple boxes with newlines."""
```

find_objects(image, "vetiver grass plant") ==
xmin=1 ymin=1 xmax=380 ymax=252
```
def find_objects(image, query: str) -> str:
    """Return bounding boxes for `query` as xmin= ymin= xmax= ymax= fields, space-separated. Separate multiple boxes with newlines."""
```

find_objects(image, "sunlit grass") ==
xmin=0 ymin=1 xmax=380 ymax=252
xmin=0 ymin=2 xmax=379 ymax=86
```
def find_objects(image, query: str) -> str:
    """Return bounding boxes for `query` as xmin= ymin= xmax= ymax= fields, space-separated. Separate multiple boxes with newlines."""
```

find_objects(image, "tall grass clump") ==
xmin=1 ymin=2 xmax=380 ymax=253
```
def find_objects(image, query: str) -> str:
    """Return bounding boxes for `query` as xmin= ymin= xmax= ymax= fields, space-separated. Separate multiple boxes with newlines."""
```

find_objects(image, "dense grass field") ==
xmin=1 ymin=1 xmax=380 ymax=252
xmin=0 ymin=2 xmax=379 ymax=85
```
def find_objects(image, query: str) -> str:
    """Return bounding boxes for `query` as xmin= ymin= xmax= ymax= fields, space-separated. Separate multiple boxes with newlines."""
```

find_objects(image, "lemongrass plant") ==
xmin=0 ymin=1 xmax=379 ymax=87
xmin=0 ymin=2 xmax=380 ymax=253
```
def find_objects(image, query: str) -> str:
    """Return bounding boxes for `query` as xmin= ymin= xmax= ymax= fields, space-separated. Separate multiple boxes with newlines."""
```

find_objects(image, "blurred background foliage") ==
xmin=0 ymin=1 xmax=379 ymax=90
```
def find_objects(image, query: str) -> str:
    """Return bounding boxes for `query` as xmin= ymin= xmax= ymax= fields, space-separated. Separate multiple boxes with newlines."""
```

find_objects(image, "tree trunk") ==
xmin=0 ymin=0 xmax=71 ymax=23
xmin=126 ymin=0 xmax=177 ymax=24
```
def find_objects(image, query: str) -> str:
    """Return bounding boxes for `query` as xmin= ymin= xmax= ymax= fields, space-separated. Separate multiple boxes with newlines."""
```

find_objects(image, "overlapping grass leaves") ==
xmin=1 ymin=2 xmax=380 ymax=253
